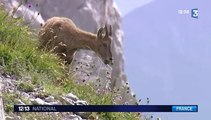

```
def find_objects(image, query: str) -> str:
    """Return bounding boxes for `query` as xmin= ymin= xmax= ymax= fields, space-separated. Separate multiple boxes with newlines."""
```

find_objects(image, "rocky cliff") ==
xmin=1 ymin=0 xmax=128 ymax=89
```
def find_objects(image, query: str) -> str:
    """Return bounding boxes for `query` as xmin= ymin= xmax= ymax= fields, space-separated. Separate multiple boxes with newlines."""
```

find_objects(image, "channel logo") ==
xmin=191 ymin=8 xmax=198 ymax=19
xmin=178 ymin=8 xmax=198 ymax=19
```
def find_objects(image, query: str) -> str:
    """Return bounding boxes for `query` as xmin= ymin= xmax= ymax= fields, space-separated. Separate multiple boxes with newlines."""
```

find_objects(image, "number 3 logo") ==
xmin=191 ymin=9 xmax=198 ymax=18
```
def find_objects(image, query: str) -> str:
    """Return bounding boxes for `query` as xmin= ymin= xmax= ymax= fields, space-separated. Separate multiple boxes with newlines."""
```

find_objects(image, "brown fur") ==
xmin=38 ymin=17 xmax=113 ymax=65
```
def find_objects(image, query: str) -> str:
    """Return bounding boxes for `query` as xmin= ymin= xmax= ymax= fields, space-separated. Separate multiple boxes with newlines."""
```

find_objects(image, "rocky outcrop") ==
xmin=69 ymin=49 xmax=112 ymax=94
xmin=70 ymin=49 xmax=137 ymax=105
xmin=0 ymin=0 xmax=44 ymax=29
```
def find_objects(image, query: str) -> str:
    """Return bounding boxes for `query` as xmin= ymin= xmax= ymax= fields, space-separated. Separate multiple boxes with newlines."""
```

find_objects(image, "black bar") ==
xmin=14 ymin=105 xmax=175 ymax=112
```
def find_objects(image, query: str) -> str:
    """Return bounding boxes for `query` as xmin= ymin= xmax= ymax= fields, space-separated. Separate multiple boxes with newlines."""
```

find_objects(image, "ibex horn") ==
xmin=104 ymin=24 xmax=108 ymax=37
xmin=109 ymin=25 xmax=112 ymax=36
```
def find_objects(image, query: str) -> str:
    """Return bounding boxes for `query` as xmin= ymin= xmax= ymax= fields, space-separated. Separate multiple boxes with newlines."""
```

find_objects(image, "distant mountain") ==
xmin=123 ymin=0 xmax=211 ymax=119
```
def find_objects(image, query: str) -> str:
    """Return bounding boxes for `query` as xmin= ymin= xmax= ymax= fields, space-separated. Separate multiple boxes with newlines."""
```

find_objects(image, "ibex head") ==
xmin=96 ymin=24 xmax=113 ymax=65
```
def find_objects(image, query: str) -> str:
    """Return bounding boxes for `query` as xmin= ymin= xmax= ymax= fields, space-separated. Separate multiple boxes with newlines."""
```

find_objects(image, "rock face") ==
xmin=0 ymin=0 xmax=127 ymax=90
xmin=0 ymin=0 xmax=44 ymax=29
xmin=69 ymin=49 xmax=112 ymax=94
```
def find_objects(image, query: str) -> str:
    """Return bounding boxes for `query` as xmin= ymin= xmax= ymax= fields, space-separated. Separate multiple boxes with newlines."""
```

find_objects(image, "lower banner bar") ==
xmin=14 ymin=105 xmax=198 ymax=112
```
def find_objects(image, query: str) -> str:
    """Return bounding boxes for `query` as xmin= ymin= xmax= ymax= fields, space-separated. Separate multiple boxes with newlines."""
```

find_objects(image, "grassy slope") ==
xmin=0 ymin=8 xmax=139 ymax=120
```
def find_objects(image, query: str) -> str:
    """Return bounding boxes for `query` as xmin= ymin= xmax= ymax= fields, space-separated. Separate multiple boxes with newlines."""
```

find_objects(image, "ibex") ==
xmin=38 ymin=17 xmax=113 ymax=65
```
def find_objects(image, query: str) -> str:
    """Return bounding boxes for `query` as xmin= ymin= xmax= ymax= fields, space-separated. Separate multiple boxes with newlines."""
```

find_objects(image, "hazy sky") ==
xmin=115 ymin=0 xmax=154 ymax=16
xmin=115 ymin=0 xmax=210 ymax=120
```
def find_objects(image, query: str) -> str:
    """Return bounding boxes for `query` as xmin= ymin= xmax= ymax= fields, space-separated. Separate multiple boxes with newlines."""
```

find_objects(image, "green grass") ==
xmin=0 ymin=7 xmax=140 ymax=120
xmin=17 ymin=81 xmax=35 ymax=92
